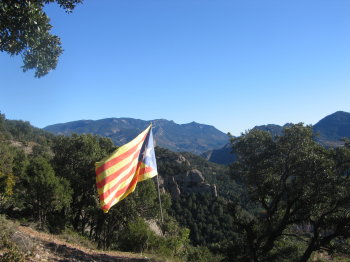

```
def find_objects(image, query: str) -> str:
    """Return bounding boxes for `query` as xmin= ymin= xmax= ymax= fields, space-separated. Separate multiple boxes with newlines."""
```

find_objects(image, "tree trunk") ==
xmin=299 ymin=242 xmax=315 ymax=262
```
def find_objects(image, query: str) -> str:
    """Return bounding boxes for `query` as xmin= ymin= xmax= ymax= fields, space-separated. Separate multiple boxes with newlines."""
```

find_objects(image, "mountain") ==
xmin=314 ymin=111 xmax=350 ymax=147
xmin=202 ymin=124 xmax=287 ymax=165
xmin=156 ymin=147 xmax=234 ymax=199
xmin=204 ymin=111 xmax=350 ymax=164
xmin=43 ymin=111 xmax=350 ymax=164
xmin=201 ymin=143 xmax=237 ymax=165
xmin=44 ymin=118 xmax=229 ymax=155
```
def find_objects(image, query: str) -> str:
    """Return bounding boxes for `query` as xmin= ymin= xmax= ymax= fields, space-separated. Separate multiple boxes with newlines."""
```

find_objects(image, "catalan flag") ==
xmin=95 ymin=124 xmax=157 ymax=213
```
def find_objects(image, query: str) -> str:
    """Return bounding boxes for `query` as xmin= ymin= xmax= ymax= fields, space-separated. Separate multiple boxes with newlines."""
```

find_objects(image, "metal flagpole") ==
xmin=151 ymin=122 xmax=164 ymax=224
xmin=156 ymin=174 xmax=164 ymax=224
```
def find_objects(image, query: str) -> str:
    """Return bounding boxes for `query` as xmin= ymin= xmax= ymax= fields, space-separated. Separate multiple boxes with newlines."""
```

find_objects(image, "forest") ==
xmin=1 ymin=112 xmax=350 ymax=262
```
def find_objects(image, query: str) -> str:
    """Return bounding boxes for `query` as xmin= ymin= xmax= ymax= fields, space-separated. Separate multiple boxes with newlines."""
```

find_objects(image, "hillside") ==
xmin=204 ymin=111 xmax=350 ymax=164
xmin=314 ymin=111 xmax=350 ymax=147
xmin=0 ymin=113 xmax=228 ymax=261
xmin=201 ymin=143 xmax=236 ymax=165
xmin=2 ymin=112 xmax=350 ymax=261
xmin=44 ymin=118 xmax=229 ymax=155
xmin=156 ymin=147 xmax=238 ymax=200
xmin=0 ymin=219 xmax=152 ymax=262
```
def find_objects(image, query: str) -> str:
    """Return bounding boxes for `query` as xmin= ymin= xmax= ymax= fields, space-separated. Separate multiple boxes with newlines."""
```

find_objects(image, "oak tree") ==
xmin=0 ymin=0 xmax=82 ymax=77
xmin=228 ymin=124 xmax=350 ymax=262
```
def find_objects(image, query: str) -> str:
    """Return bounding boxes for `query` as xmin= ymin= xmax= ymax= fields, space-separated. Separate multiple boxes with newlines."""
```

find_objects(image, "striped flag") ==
xmin=95 ymin=124 xmax=158 ymax=213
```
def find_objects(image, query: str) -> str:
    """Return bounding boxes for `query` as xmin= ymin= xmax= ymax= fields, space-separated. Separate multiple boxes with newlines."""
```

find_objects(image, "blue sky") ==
xmin=1 ymin=0 xmax=349 ymax=135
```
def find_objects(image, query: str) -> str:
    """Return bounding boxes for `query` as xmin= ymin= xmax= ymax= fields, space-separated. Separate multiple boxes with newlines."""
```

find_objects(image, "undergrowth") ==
xmin=0 ymin=215 xmax=27 ymax=262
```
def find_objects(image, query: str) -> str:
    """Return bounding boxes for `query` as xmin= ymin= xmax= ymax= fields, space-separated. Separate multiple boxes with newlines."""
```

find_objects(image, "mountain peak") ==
xmin=313 ymin=111 xmax=350 ymax=146
xmin=44 ymin=118 xmax=229 ymax=155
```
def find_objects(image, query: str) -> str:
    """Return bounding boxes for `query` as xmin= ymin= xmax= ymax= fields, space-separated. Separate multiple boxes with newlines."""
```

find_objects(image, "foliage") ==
xmin=0 ymin=171 xmax=15 ymax=204
xmin=0 ymin=112 xmax=54 ymax=145
xmin=156 ymin=147 xmax=191 ymax=177
xmin=0 ymin=0 xmax=82 ymax=77
xmin=0 ymin=141 xmax=28 ymax=209
xmin=227 ymin=124 xmax=350 ymax=262
xmin=186 ymin=245 xmax=223 ymax=262
xmin=0 ymin=113 xmax=222 ymax=261
xmin=51 ymin=134 xmax=115 ymax=234
xmin=0 ymin=113 xmax=235 ymax=261
xmin=171 ymin=193 xmax=236 ymax=247
xmin=58 ymin=228 xmax=97 ymax=250
xmin=0 ymin=237 xmax=26 ymax=262
xmin=91 ymin=179 xmax=160 ymax=249
xmin=0 ymin=215 xmax=26 ymax=262
xmin=24 ymin=156 xmax=72 ymax=229
xmin=0 ymin=215 xmax=18 ymax=239
xmin=181 ymin=151 xmax=241 ymax=200
xmin=119 ymin=217 xmax=157 ymax=253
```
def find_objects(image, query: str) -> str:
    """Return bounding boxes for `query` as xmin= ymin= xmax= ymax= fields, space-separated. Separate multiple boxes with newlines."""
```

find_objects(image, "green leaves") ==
xmin=0 ymin=0 xmax=82 ymax=77
xmin=25 ymin=156 xmax=72 ymax=228
xmin=228 ymin=124 xmax=350 ymax=262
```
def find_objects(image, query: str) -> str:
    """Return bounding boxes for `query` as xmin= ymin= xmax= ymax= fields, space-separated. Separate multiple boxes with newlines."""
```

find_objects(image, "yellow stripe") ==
xmin=101 ymin=170 xmax=156 ymax=213
xmin=95 ymin=125 xmax=151 ymax=169
xmin=97 ymin=156 xmax=139 ymax=196
xmin=96 ymin=141 xmax=144 ymax=183
xmin=99 ymin=163 xmax=139 ymax=205
xmin=138 ymin=171 xmax=158 ymax=181
xmin=101 ymin=174 xmax=139 ymax=210
xmin=119 ymin=181 xmax=138 ymax=201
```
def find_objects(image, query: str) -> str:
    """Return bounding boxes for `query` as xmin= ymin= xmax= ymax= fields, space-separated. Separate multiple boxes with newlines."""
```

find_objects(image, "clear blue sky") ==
xmin=1 ymin=0 xmax=349 ymax=135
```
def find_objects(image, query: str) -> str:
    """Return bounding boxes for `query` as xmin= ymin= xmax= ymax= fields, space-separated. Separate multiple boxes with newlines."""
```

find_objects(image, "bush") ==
xmin=0 ymin=237 xmax=26 ymax=262
xmin=119 ymin=217 xmax=157 ymax=253
xmin=0 ymin=215 xmax=26 ymax=262
xmin=0 ymin=215 xmax=17 ymax=239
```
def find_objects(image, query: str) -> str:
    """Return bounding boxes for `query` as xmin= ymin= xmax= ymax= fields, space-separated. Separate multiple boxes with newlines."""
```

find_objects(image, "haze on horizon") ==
xmin=1 ymin=0 xmax=349 ymax=136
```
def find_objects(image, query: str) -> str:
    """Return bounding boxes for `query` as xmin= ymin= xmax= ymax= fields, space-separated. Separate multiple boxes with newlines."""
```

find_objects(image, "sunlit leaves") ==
xmin=0 ymin=0 xmax=82 ymax=77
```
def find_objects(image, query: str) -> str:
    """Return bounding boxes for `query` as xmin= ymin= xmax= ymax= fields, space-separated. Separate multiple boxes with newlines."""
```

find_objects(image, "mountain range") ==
xmin=44 ymin=118 xmax=229 ymax=155
xmin=44 ymin=111 xmax=350 ymax=164
xmin=202 ymin=111 xmax=350 ymax=164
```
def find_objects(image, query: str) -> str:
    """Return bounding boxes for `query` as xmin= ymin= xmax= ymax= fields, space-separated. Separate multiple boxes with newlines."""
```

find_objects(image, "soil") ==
xmin=9 ymin=225 xmax=151 ymax=262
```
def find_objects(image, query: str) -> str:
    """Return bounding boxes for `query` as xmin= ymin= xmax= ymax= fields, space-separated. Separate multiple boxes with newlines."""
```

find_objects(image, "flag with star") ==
xmin=95 ymin=124 xmax=158 ymax=213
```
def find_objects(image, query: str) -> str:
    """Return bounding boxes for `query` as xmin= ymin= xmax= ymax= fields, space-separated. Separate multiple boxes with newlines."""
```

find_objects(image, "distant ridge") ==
xmin=314 ymin=111 xmax=350 ymax=147
xmin=203 ymin=111 xmax=350 ymax=164
xmin=252 ymin=111 xmax=350 ymax=147
xmin=201 ymin=143 xmax=236 ymax=165
xmin=44 ymin=111 xmax=350 ymax=164
xmin=44 ymin=118 xmax=229 ymax=155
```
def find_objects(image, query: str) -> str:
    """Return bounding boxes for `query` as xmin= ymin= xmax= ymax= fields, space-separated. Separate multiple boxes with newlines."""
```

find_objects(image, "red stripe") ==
xmin=98 ymin=161 xmax=139 ymax=201
xmin=101 ymin=172 xmax=139 ymax=211
xmin=137 ymin=166 xmax=154 ymax=178
xmin=96 ymin=148 xmax=141 ymax=189
xmin=95 ymin=132 xmax=148 ymax=176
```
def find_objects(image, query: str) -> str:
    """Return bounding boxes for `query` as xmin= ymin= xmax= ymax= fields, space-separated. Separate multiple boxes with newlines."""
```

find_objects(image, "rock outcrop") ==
xmin=162 ymin=168 xmax=217 ymax=198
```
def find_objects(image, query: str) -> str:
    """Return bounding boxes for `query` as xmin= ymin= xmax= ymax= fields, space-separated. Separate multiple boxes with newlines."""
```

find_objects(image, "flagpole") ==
xmin=151 ymin=122 xmax=164 ymax=224
xmin=156 ymin=174 xmax=164 ymax=224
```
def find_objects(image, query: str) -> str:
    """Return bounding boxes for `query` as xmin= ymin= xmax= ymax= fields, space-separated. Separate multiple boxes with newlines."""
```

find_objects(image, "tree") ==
xmin=25 ymin=156 xmax=72 ymax=228
xmin=0 ymin=0 xmax=82 ymax=77
xmin=51 ymin=134 xmax=115 ymax=234
xmin=92 ymin=179 xmax=159 ymax=249
xmin=228 ymin=124 xmax=350 ymax=262
xmin=0 ymin=142 xmax=15 ymax=205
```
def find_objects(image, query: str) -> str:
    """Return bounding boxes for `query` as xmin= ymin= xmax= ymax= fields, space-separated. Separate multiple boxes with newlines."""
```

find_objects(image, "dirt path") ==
xmin=14 ymin=226 xmax=151 ymax=262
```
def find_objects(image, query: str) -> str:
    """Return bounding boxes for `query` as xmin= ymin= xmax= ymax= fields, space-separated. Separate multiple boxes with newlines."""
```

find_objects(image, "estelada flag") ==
xmin=95 ymin=124 xmax=157 ymax=213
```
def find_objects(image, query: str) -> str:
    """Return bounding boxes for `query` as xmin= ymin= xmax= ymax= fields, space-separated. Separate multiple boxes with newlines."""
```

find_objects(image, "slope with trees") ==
xmin=227 ymin=124 xmax=350 ymax=262
xmin=0 ymin=113 xmax=222 ymax=261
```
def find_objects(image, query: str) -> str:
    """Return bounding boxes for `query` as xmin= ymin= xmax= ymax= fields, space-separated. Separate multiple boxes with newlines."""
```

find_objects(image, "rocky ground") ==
xmin=3 ymin=225 xmax=151 ymax=262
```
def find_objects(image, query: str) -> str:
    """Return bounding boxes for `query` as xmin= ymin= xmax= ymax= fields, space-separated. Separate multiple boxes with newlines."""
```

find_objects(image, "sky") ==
xmin=1 ymin=0 xmax=350 ymax=136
